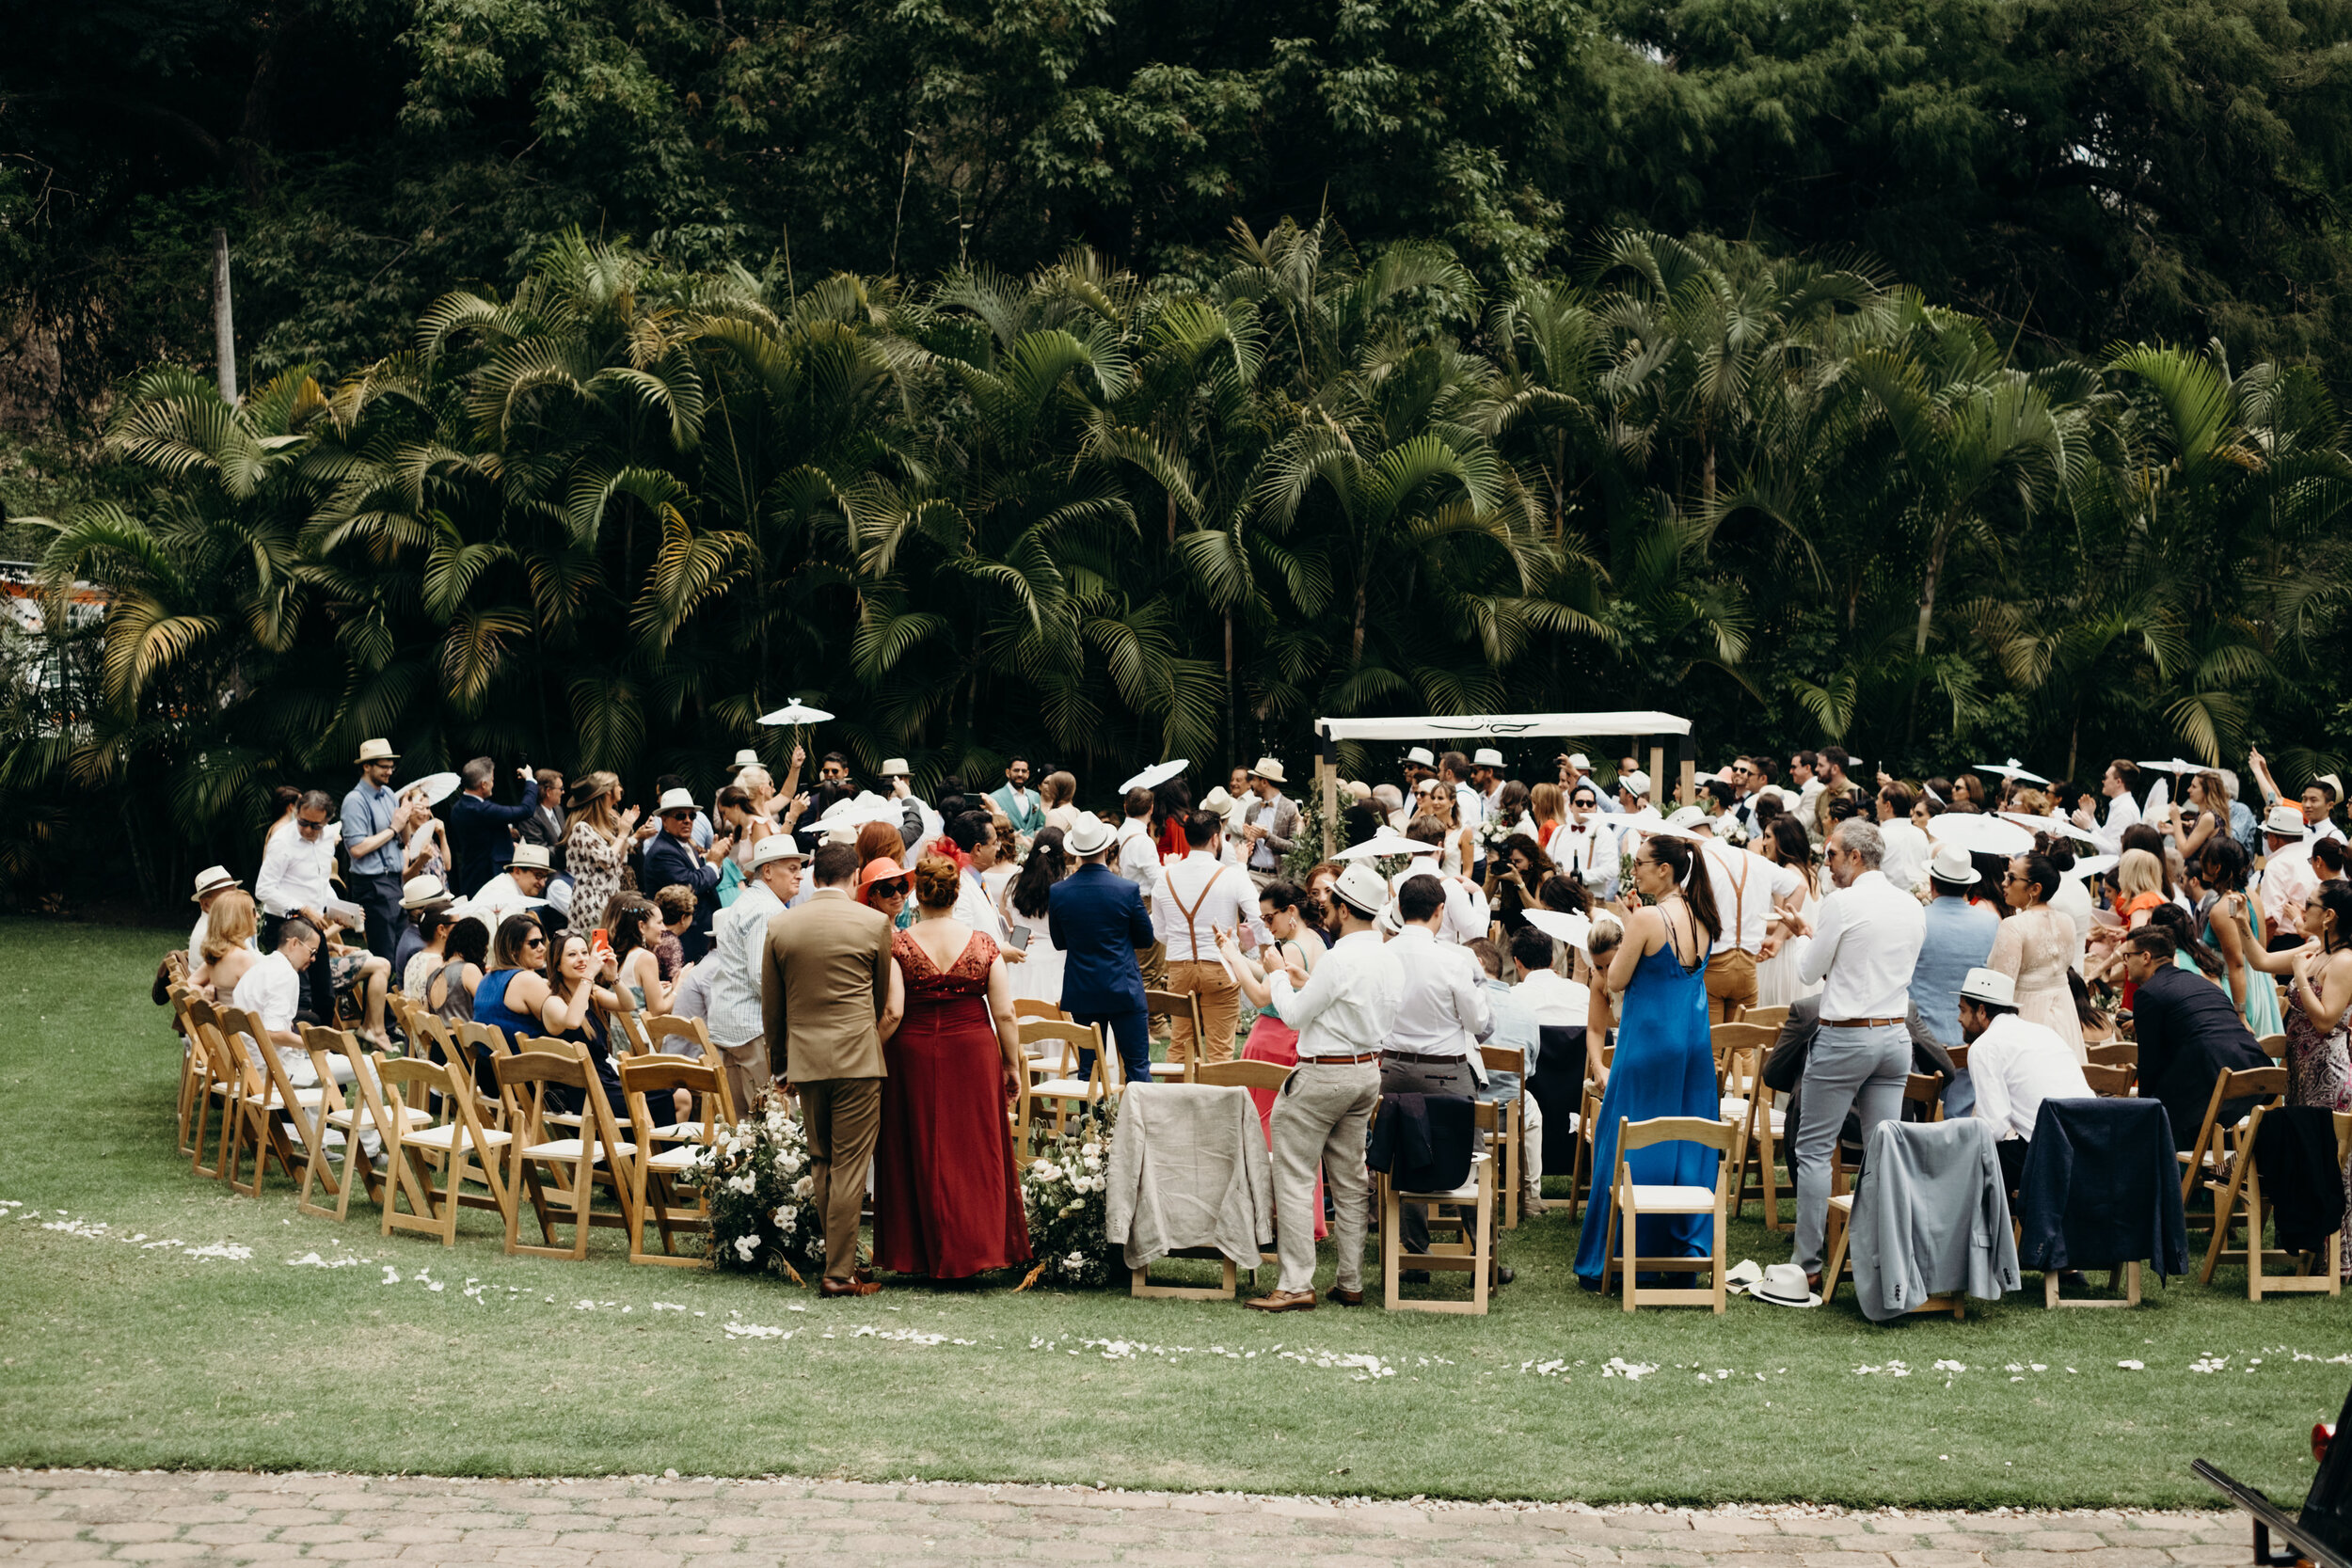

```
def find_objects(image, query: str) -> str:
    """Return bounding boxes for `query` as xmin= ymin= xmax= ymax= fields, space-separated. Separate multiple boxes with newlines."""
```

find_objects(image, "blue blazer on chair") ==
xmin=1049 ymin=863 xmax=1156 ymax=1014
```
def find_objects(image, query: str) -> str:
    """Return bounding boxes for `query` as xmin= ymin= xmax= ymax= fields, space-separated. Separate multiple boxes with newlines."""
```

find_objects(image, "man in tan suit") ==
xmin=760 ymin=842 xmax=904 ymax=1296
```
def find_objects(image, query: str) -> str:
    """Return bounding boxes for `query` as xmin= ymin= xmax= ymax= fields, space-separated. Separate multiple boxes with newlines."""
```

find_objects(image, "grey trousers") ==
xmin=1791 ymin=1022 xmax=1911 ymax=1272
xmin=1270 ymin=1061 xmax=1381 ymax=1293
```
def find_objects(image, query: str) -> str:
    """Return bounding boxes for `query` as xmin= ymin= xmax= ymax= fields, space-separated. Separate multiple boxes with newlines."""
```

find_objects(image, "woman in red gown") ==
xmin=873 ymin=855 xmax=1033 ymax=1280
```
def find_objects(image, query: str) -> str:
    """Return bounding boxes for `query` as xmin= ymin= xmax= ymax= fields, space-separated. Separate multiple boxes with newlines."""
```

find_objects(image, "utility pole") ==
xmin=212 ymin=228 xmax=238 ymax=404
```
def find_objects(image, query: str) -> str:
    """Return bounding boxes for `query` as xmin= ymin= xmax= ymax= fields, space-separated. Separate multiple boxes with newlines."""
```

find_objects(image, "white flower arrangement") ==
xmin=1014 ymin=1095 xmax=1120 ymax=1290
xmin=694 ymin=1088 xmax=828 ymax=1281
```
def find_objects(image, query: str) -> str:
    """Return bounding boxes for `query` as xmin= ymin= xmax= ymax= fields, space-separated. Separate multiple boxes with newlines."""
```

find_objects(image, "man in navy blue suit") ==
xmin=1050 ymin=815 xmax=1157 ymax=1084
xmin=447 ymin=756 xmax=541 ymax=895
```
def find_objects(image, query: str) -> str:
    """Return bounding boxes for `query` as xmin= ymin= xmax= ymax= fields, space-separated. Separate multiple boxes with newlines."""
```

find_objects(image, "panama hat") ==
xmin=399 ymin=874 xmax=450 ymax=910
xmin=507 ymin=844 xmax=552 ymax=872
xmin=1247 ymin=755 xmax=1287 ymax=785
xmin=1331 ymin=863 xmax=1391 ymax=916
xmin=1927 ymin=843 xmax=1982 ymax=886
xmin=2265 ymin=802 xmax=2310 ymax=837
xmin=1402 ymin=746 xmax=1437 ymax=769
xmin=1749 ymin=1261 xmax=1820 ymax=1308
xmin=354 ymin=737 xmax=399 ymax=766
xmin=1065 ymin=815 xmax=1117 ymax=857
xmin=751 ymin=834 xmax=807 ymax=868
xmin=724 ymin=748 xmax=761 ymax=773
xmin=657 ymin=787 xmax=699 ymax=815
xmin=1959 ymin=967 xmax=2017 ymax=1007
xmin=1200 ymin=785 xmax=1245 ymax=825
xmin=1617 ymin=769 xmax=1651 ymax=797
xmin=880 ymin=757 xmax=914 ymax=779
xmin=190 ymin=865 xmax=241 ymax=903
xmin=1471 ymin=747 xmax=1504 ymax=768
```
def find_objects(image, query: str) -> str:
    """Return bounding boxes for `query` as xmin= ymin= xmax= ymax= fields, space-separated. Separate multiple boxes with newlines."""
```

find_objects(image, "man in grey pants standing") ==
xmin=1220 ymin=862 xmax=1403 ymax=1312
xmin=1791 ymin=818 xmax=1926 ymax=1293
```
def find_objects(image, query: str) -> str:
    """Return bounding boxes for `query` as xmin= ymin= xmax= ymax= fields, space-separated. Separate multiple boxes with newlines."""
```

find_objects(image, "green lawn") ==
xmin=2 ymin=915 xmax=2345 ymax=1505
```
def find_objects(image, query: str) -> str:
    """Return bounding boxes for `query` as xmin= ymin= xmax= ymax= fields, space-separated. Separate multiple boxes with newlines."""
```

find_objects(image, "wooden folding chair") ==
xmin=639 ymin=1015 xmax=722 ymax=1129
xmin=1709 ymin=1022 xmax=1777 ymax=1078
xmin=1197 ymin=1059 xmax=1293 ymax=1271
xmin=219 ymin=1005 xmax=319 ymax=1200
xmin=186 ymin=1016 xmax=244 ymax=1182
xmin=174 ymin=990 xmax=215 ymax=1158
xmin=455 ymin=1021 xmax=518 ymax=1127
xmin=2080 ymin=1063 xmax=2135 ymax=1097
xmin=1478 ymin=1044 xmax=1530 ymax=1230
xmin=2197 ymin=1103 xmax=2350 ymax=1297
xmin=290 ymin=1025 xmax=393 ymax=1219
xmin=1720 ymin=1043 xmax=1788 ymax=1229
xmin=620 ymin=1054 xmax=731 ymax=1266
xmin=1380 ymin=1100 xmax=1501 ymax=1314
xmin=2086 ymin=1040 xmax=2137 ymax=1070
xmin=1566 ymin=1042 xmax=1615 ymax=1221
xmin=2179 ymin=1065 xmax=2287 ymax=1205
xmin=1603 ymin=1113 xmax=1735 ymax=1312
xmin=2256 ymin=1034 xmax=2289 ymax=1061
xmin=1012 ymin=998 xmax=1068 ymax=1026
xmin=1742 ymin=1005 xmax=1790 ymax=1030
xmin=609 ymin=997 xmax=658 ymax=1057
xmin=374 ymin=1054 xmax=515 ymax=1246
xmin=495 ymin=1040 xmax=639 ymax=1260
xmin=1143 ymin=987 xmax=1204 ymax=1082
xmin=1023 ymin=1020 xmax=1111 ymax=1135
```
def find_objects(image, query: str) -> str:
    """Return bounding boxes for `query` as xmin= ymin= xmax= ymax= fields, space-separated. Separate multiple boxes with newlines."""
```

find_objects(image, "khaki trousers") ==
xmin=797 ymin=1078 xmax=882 ymax=1280
xmin=1704 ymin=948 xmax=1757 ymax=1024
xmin=1165 ymin=958 xmax=1239 ymax=1065
xmin=711 ymin=1035 xmax=770 ymax=1126
xmin=1269 ymin=1061 xmax=1381 ymax=1294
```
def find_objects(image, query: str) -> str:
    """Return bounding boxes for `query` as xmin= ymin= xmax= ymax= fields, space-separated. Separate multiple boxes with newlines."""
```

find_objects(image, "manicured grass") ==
xmin=1 ymin=915 xmax=2345 ymax=1503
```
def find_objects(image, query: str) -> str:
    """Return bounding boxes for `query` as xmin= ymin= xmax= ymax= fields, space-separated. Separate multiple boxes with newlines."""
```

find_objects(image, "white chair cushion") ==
xmin=1147 ymin=1063 xmax=1186 ymax=1079
xmin=326 ymin=1105 xmax=430 ymax=1132
xmin=521 ymin=1138 xmax=636 ymax=1162
xmin=1399 ymin=1151 xmax=1490 ymax=1202
xmin=1620 ymin=1182 xmax=1715 ymax=1212
xmin=1031 ymin=1079 xmax=1094 ymax=1099
xmin=641 ymin=1122 xmax=709 ymax=1142
xmin=644 ymin=1146 xmax=704 ymax=1173
xmin=404 ymin=1123 xmax=512 ymax=1151
xmin=244 ymin=1087 xmax=327 ymax=1108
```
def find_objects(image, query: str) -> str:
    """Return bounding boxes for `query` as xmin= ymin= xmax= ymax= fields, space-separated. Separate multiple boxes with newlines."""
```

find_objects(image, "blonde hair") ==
xmin=736 ymin=765 xmax=775 ymax=801
xmin=1531 ymin=781 xmax=1565 ymax=824
xmin=2119 ymin=847 xmax=2165 ymax=900
xmin=566 ymin=770 xmax=622 ymax=840
xmin=203 ymin=890 xmax=257 ymax=961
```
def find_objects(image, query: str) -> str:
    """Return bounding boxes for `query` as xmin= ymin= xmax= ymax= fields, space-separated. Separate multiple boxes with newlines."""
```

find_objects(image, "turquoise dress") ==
xmin=2204 ymin=911 xmax=2284 ymax=1039
xmin=1574 ymin=925 xmax=1722 ymax=1284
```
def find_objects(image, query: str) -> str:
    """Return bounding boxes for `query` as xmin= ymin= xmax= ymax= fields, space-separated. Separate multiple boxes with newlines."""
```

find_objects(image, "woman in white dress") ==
xmin=996 ymin=825 xmax=1068 ymax=1005
xmin=1752 ymin=816 xmax=1821 ymax=1007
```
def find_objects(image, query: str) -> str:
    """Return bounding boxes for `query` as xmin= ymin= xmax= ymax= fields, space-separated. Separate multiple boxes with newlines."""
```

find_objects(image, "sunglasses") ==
xmin=524 ymin=936 xmax=548 ymax=950
xmin=296 ymin=817 xmax=328 ymax=833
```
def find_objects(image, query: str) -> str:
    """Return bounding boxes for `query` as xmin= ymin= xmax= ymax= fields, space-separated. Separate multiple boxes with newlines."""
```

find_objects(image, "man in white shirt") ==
xmin=1685 ymin=811 xmax=1804 ymax=1024
xmin=229 ymin=919 xmax=358 ymax=1085
xmin=464 ymin=844 xmax=557 ymax=937
xmin=1510 ymin=927 xmax=1589 ymax=1028
xmin=2256 ymin=803 xmax=2318 ymax=938
xmin=1791 ymin=818 xmax=1927 ymax=1285
xmin=703 ymin=834 xmax=806 ymax=1116
xmin=1788 ymin=751 xmax=1827 ymax=844
xmin=1470 ymin=748 xmax=1507 ymax=817
xmin=1150 ymin=811 xmax=1272 ymax=1067
xmin=1613 ymin=770 xmax=1661 ymax=856
xmin=1380 ymin=874 xmax=1497 ymax=1256
xmin=254 ymin=789 xmax=346 ymax=1022
xmin=1115 ymin=787 xmax=1162 ymax=891
xmin=1550 ymin=781 xmax=1620 ymax=902
xmin=1438 ymin=750 xmax=1486 ymax=871
xmin=1219 ymin=863 xmax=1402 ymax=1312
xmin=880 ymin=757 xmax=940 ymax=863
xmin=2074 ymin=758 xmax=2143 ymax=854
xmin=1957 ymin=966 xmax=2092 ymax=1191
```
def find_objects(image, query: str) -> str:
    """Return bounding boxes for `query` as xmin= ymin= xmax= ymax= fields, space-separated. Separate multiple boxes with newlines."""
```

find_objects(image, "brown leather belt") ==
xmin=1300 ymin=1052 xmax=1381 ymax=1066
xmin=1821 ymin=1017 xmax=1902 ymax=1028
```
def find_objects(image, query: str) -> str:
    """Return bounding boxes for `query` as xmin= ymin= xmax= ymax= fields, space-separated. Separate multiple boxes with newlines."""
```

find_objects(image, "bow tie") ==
xmin=1568 ymin=826 xmax=1587 ymax=833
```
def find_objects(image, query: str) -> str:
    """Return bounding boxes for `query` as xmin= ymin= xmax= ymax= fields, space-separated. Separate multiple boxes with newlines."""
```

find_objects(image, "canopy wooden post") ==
xmin=1649 ymin=743 xmax=1667 ymax=813
xmin=1318 ymin=727 xmax=1338 ymax=858
xmin=1677 ymin=732 xmax=1696 ymax=808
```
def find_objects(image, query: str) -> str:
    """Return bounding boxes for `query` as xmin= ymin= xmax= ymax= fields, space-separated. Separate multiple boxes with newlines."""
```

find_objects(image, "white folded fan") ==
xmin=397 ymin=770 xmax=462 ymax=807
xmin=1519 ymin=907 xmax=1593 ymax=954
xmin=1118 ymin=759 xmax=1188 ymax=794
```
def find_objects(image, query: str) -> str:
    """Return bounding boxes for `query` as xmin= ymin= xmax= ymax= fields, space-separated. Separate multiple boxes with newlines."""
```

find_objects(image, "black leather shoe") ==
xmin=1494 ymin=1266 xmax=1515 ymax=1286
xmin=1325 ymin=1285 xmax=1363 ymax=1307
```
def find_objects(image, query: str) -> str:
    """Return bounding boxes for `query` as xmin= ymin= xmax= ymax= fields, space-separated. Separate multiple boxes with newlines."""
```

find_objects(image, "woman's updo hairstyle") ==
xmin=914 ymin=854 xmax=962 ymax=911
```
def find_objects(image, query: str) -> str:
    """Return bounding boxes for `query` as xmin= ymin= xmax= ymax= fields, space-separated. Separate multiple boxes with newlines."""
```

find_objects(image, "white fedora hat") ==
xmin=1927 ymin=843 xmax=1981 ymax=886
xmin=724 ymin=748 xmax=761 ymax=773
xmin=1959 ymin=966 xmax=2016 ymax=1007
xmin=354 ymin=737 xmax=399 ymax=766
xmin=751 ymin=834 xmax=807 ymax=868
xmin=1248 ymin=755 xmax=1287 ymax=785
xmin=1064 ymin=816 xmax=1116 ymax=857
xmin=190 ymin=864 xmax=241 ymax=903
xmin=880 ymin=756 xmax=913 ymax=778
xmin=1402 ymin=746 xmax=1437 ymax=769
xmin=1618 ymin=769 xmax=1651 ymax=796
xmin=657 ymin=787 xmax=699 ymax=815
xmin=399 ymin=874 xmax=450 ymax=910
xmin=1331 ymin=863 xmax=1391 ymax=916
xmin=1750 ymin=1261 xmax=1820 ymax=1308
xmin=1565 ymin=752 xmax=1591 ymax=770
xmin=2265 ymin=802 xmax=2310 ymax=837
xmin=507 ymin=844 xmax=553 ymax=872
xmin=1471 ymin=747 xmax=1504 ymax=769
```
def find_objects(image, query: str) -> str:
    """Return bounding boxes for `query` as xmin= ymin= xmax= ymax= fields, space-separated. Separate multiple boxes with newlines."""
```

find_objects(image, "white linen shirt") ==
xmin=1383 ymin=927 xmax=1494 ymax=1060
xmin=1798 ymin=868 xmax=1927 ymax=1021
xmin=1151 ymin=850 xmax=1270 ymax=961
xmin=232 ymin=949 xmax=303 ymax=1037
xmin=254 ymin=829 xmax=336 ymax=918
xmin=1385 ymin=862 xmax=1489 ymax=945
xmin=2259 ymin=841 xmax=2319 ymax=930
xmin=1548 ymin=815 xmax=1620 ymax=892
xmin=1701 ymin=842 xmax=1804 ymax=956
xmin=1877 ymin=819 xmax=1932 ymax=894
xmin=460 ymin=871 xmax=544 ymax=937
xmin=1967 ymin=1013 xmax=2093 ymax=1140
xmin=704 ymin=880 xmax=783 ymax=1048
xmin=1268 ymin=928 xmax=1403 ymax=1060
xmin=2089 ymin=792 xmax=2143 ymax=855
xmin=1514 ymin=967 xmax=1590 ymax=1028
xmin=1116 ymin=817 xmax=1162 ymax=892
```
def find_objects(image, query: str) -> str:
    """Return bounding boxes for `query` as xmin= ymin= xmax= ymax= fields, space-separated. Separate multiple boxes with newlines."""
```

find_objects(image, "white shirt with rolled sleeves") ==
xmin=1966 ymin=1013 xmax=2093 ymax=1141
xmin=1383 ymin=927 xmax=1494 ymax=1062
xmin=1700 ymin=841 xmax=1804 ymax=956
xmin=1513 ymin=968 xmax=1589 ymax=1029
xmin=1116 ymin=817 xmax=1162 ymax=894
xmin=254 ymin=828 xmax=336 ymax=919
xmin=2088 ymin=792 xmax=2143 ymax=855
xmin=703 ymin=880 xmax=783 ymax=1049
xmin=1268 ymin=928 xmax=1404 ymax=1059
xmin=2258 ymin=841 xmax=2318 ymax=932
xmin=1548 ymin=816 xmax=1620 ymax=894
xmin=1797 ymin=868 xmax=1927 ymax=1021
xmin=1386 ymin=862 xmax=1488 ymax=945
xmin=232 ymin=949 xmax=303 ymax=1038
xmin=1151 ymin=850 xmax=1270 ymax=962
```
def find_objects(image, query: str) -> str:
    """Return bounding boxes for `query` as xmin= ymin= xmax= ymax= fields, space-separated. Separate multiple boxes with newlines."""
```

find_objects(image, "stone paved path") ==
xmin=0 ymin=1469 xmax=2248 ymax=1565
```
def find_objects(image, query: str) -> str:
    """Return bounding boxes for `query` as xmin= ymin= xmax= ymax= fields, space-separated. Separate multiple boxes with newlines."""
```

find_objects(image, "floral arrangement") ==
xmin=1015 ymin=1094 xmax=1121 ymax=1290
xmin=693 ymin=1090 xmax=827 ymax=1281
xmin=1476 ymin=812 xmax=1518 ymax=855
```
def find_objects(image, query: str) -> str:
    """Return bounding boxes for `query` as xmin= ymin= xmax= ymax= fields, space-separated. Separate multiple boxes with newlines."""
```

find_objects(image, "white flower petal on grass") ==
xmin=2116 ymin=1359 xmax=2145 ymax=1370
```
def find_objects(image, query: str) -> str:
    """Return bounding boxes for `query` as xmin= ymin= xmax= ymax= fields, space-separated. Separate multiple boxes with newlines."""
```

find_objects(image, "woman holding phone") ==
xmin=999 ymin=824 xmax=1068 ymax=1006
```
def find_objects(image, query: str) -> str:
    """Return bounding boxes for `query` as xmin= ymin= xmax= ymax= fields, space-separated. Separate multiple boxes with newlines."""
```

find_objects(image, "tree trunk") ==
xmin=232 ymin=13 xmax=292 ymax=204
xmin=1166 ymin=491 xmax=1178 ymax=548
xmin=1223 ymin=611 xmax=1236 ymax=769
xmin=1551 ymin=430 xmax=1565 ymax=541
xmin=1351 ymin=578 xmax=1367 ymax=668
xmin=1913 ymin=515 xmax=1951 ymax=656
xmin=211 ymin=229 xmax=238 ymax=404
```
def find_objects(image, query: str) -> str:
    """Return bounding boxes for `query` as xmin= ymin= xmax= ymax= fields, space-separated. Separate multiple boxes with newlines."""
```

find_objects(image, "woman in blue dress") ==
xmin=1574 ymin=829 xmax=1725 ymax=1288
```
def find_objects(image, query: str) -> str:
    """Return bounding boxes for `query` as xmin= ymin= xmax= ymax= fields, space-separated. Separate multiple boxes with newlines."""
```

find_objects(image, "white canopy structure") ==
xmin=1314 ymin=710 xmax=1692 ymax=742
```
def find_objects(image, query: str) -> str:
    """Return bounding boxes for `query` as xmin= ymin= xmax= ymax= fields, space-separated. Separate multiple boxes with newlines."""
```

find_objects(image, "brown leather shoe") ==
xmin=1324 ymin=1286 xmax=1363 ymax=1307
xmin=819 ymin=1275 xmax=882 ymax=1297
xmin=1247 ymin=1289 xmax=1317 ymax=1313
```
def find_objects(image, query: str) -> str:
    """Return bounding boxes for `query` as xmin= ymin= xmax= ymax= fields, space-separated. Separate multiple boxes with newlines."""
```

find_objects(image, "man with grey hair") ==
xmin=1790 ymin=816 xmax=1927 ymax=1291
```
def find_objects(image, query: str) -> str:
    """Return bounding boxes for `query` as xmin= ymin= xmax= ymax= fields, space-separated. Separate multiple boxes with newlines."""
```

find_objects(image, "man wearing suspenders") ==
xmin=1680 ymin=809 xmax=1804 ymax=1024
xmin=1149 ymin=809 xmax=1274 ymax=1067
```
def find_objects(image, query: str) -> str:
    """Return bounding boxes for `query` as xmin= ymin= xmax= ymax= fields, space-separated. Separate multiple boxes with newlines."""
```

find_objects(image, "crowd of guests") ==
xmin=171 ymin=733 xmax=2352 ymax=1299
